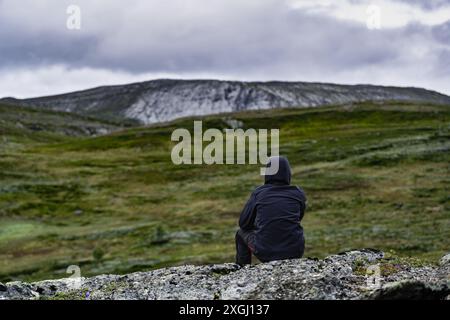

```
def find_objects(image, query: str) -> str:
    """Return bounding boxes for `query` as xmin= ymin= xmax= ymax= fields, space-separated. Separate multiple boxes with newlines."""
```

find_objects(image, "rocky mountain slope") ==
xmin=1 ymin=250 xmax=449 ymax=300
xmin=2 ymin=79 xmax=450 ymax=125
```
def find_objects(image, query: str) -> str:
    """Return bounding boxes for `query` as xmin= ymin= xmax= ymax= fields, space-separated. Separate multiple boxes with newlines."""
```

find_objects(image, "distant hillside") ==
xmin=0 ymin=103 xmax=123 ymax=143
xmin=2 ymin=79 xmax=450 ymax=124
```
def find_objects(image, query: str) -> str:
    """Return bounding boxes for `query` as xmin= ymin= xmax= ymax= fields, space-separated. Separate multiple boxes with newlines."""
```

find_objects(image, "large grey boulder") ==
xmin=1 ymin=249 xmax=448 ymax=300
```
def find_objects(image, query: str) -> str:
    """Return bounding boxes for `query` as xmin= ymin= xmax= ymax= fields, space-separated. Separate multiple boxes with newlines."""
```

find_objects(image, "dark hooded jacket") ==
xmin=239 ymin=156 xmax=306 ymax=262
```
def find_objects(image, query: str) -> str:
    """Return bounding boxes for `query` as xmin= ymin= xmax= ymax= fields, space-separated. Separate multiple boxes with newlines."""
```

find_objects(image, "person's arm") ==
xmin=299 ymin=200 xmax=306 ymax=221
xmin=297 ymin=187 xmax=307 ymax=221
xmin=239 ymin=192 xmax=257 ymax=230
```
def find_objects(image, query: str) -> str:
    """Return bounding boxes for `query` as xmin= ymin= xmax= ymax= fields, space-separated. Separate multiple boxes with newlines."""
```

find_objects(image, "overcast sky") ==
xmin=0 ymin=0 xmax=449 ymax=98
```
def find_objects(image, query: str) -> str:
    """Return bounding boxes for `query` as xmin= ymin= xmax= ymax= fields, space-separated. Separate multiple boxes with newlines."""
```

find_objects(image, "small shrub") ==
xmin=93 ymin=247 xmax=105 ymax=261
xmin=151 ymin=225 xmax=170 ymax=245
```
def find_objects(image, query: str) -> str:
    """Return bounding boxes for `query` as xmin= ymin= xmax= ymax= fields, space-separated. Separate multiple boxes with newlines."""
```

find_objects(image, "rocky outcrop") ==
xmin=1 ymin=250 xmax=449 ymax=300
xmin=3 ymin=79 xmax=450 ymax=125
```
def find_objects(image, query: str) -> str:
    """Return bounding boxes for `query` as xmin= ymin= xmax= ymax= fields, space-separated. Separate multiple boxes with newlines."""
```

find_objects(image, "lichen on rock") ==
xmin=1 ymin=249 xmax=448 ymax=300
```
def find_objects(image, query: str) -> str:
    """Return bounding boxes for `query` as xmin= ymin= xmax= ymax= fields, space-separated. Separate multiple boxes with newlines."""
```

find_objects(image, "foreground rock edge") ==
xmin=1 ymin=249 xmax=449 ymax=300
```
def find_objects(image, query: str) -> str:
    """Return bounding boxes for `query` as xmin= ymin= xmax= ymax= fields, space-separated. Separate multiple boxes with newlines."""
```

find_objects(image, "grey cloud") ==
xmin=0 ymin=0 xmax=402 ymax=73
xmin=0 ymin=33 xmax=98 ymax=69
xmin=0 ymin=0 xmax=449 ymax=96
xmin=432 ymin=21 xmax=450 ymax=43
xmin=392 ymin=0 xmax=450 ymax=10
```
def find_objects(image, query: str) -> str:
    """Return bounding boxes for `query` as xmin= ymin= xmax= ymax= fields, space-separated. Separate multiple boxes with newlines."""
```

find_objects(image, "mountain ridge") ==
xmin=2 ymin=79 xmax=450 ymax=125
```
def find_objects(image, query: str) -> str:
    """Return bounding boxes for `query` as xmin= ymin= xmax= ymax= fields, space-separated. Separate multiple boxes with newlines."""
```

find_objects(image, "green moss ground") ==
xmin=0 ymin=101 xmax=449 ymax=282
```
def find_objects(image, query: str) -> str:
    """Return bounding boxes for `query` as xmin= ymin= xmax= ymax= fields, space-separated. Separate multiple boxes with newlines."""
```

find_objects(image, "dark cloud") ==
xmin=432 ymin=20 xmax=450 ymax=43
xmin=0 ymin=0 xmax=449 ymax=97
xmin=0 ymin=1 xmax=403 ymax=72
xmin=392 ymin=0 xmax=450 ymax=10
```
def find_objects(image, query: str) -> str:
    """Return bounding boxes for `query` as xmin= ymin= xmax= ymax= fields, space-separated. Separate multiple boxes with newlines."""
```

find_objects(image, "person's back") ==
xmin=236 ymin=156 xmax=306 ymax=265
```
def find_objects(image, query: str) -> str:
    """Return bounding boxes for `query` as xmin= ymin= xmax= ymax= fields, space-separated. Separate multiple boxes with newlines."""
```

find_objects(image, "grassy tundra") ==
xmin=0 ymin=101 xmax=449 ymax=282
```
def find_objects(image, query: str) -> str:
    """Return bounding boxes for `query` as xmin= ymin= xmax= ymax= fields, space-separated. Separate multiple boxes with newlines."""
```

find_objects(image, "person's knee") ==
xmin=235 ymin=229 xmax=244 ymax=247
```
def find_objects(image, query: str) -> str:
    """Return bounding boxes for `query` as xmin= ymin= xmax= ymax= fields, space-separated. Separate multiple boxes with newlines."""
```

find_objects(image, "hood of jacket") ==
xmin=264 ymin=156 xmax=291 ymax=185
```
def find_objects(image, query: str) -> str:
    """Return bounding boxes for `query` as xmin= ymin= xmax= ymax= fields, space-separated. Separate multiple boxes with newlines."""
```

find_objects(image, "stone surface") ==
xmin=440 ymin=253 xmax=450 ymax=266
xmin=1 ymin=249 xmax=448 ymax=300
xmin=369 ymin=280 xmax=450 ymax=300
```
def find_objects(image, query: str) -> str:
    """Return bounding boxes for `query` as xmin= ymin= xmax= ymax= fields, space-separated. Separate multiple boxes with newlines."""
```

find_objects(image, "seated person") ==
xmin=236 ymin=156 xmax=307 ymax=265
